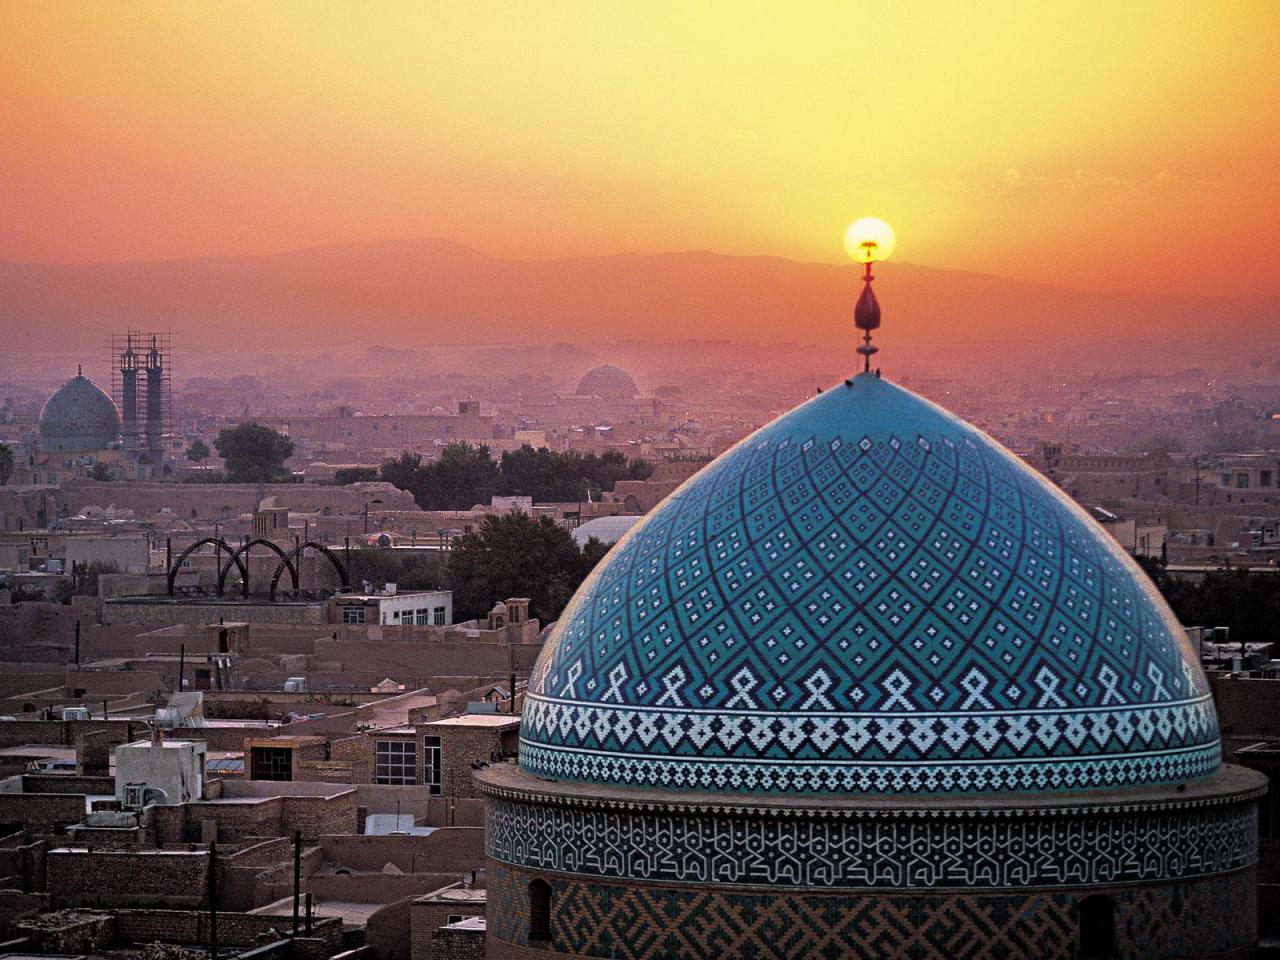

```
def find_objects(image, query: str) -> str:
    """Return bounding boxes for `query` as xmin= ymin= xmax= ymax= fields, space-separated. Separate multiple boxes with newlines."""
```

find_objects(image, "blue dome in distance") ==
xmin=520 ymin=373 xmax=1219 ymax=795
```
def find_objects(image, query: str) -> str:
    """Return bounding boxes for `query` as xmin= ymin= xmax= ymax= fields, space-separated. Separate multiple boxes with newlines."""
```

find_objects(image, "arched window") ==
xmin=1078 ymin=894 xmax=1116 ymax=959
xmin=528 ymin=878 xmax=551 ymax=943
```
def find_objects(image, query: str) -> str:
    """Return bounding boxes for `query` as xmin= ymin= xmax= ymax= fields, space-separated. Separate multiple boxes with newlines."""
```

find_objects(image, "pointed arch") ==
xmin=216 ymin=538 xmax=299 ymax=597
xmin=167 ymin=538 xmax=248 ymax=596
xmin=267 ymin=540 xmax=350 ymax=600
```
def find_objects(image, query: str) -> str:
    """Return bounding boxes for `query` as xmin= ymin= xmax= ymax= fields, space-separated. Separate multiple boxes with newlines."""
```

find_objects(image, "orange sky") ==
xmin=1 ymin=1 xmax=1278 ymax=296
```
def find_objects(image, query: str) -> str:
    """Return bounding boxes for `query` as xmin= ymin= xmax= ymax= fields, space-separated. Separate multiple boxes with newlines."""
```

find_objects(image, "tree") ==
xmin=87 ymin=461 xmax=114 ymax=481
xmin=1135 ymin=555 xmax=1280 ymax=645
xmin=447 ymin=512 xmax=608 ymax=623
xmin=214 ymin=422 xmax=294 ymax=483
xmin=186 ymin=439 xmax=210 ymax=466
xmin=431 ymin=442 xmax=499 ymax=509
xmin=333 ymin=466 xmax=378 ymax=485
xmin=347 ymin=547 xmax=445 ymax=592
xmin=496 ymin=445 xmax=653 ymax=502
xmin=379 ymin=443 xmax=498 ymax=510
xmin=0 ymin=443 xmax=14 ymax=486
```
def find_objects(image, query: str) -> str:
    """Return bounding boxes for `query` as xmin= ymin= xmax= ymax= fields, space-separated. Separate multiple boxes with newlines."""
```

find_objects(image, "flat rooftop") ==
xmin=422 ymin=714 xmax=519 ymax=728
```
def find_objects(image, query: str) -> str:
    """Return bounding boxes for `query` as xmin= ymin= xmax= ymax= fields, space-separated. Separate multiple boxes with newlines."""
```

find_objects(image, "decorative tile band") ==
xmin=522 ymin=693 xmax=1217 ymax=792
xmin=486 ymin=792 xmax=1256 ymax=889
xmin=519 ymin=738 xmax=1222 ymax=795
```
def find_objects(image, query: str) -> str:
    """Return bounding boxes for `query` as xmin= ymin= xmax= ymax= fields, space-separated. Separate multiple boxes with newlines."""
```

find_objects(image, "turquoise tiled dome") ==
xmin=521 ymin=373 xmax=1219 ymax=795
xmin=39 ymin=372 xmax=122 ymax=452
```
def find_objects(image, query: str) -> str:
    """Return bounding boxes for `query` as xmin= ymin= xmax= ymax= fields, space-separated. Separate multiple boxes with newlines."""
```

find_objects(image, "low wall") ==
xmin=318 ymin=831 xmax=484 ymax=874
xmin=0 ymin=793 xmax=85 ymax=830
xmin=46 ymin=849 xmax=209 ymax=908
xmin=115 ymin=908 xmax=344 ymax=949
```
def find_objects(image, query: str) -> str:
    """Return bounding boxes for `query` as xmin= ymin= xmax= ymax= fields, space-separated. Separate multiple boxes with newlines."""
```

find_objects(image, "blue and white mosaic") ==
xmin=486 ymin=796 xmax=1256 ymax=888
xmin=521 ymin=374 xmax=1221 ymax=794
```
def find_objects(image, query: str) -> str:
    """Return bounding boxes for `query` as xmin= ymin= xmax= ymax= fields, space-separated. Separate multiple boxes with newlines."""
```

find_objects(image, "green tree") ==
xmin=447 ymin=512 xmax=607 ymax=623
xmin=214 ymin=422 xmax=295 ymax=483
xmin=380 ymin=444 xmax=498 ymax=510
xmin=333 ymin=466 xmax=379 ymax=485
xmin=0 ymin=443 xmax=14 ymax=486
xmin=347 ymin=547 xmax=445 ymax=592
xmin=186 ymin=439 xmax=211 ymax=465
xmin=496 ymin=445 xmax=653 ymax=502
xmin=432 ymin=442 xmax=499 ymax=509
xmin=1135 ymin=556 xmax=1280 ymax=645
xmin=87 ymin=461 xmax=114 ymax=481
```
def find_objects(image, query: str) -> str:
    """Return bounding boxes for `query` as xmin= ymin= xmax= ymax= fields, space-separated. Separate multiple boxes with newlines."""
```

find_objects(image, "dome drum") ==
xmin=477 ymin=761 xmax=1264 ymax=960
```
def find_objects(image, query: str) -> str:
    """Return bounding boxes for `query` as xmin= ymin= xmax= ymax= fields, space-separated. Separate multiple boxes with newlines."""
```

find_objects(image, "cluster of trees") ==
xmin=341 ymin=514 xmax=608 ymax=625
xmin=446 ymin=512 xmax=610 ymax=623
xmin=347 ymin=547 xmax=445 ymax=593
xmin=1136 ymin=557 xmax=1280 ymax=644
xmin=380 ymin=443 xmax=652 ymax=510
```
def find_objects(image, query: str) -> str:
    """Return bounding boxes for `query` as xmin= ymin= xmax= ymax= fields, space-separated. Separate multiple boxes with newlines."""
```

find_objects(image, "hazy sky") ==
xmin=2 ymin=1 xmax=1278 ymax=295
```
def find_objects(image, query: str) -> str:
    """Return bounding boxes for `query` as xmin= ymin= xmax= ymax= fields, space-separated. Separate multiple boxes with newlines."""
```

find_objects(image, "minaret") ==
xmin=120 ymin=335 xmax=139 ymax=453
xmin=144 ymin=335 xmax=164 ymax=463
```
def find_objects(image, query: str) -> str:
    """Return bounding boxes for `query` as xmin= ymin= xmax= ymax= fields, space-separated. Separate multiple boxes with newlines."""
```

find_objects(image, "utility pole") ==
xmin=208 ymin=841 xmax=219 ymax=960
xmin=292 ymin=829 xmax=302 ymax=937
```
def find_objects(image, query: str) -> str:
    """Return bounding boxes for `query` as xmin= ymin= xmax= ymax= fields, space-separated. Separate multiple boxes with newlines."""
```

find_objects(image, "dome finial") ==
xmin=77 ymin=363 xmax=82 ymax=377
xmin=843 ymin=218 xmax=895 ymax=373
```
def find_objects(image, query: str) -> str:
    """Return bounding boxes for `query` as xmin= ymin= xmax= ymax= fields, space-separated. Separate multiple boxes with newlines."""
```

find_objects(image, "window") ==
xmin=1078 ymin=894 xmax=1116 ymax=959
xmin=446 ymin=915 xmax=464 ymax=925
xmin=1262 ymin=470 xmax=1273 ymax=487
xmin=375 ymin=739 xmax=417 ymax=785
xmin=415 ymin=609 xmax=430 ymax=626
xmin=1236 ymin=472 xmax=1250 ymax=489
xmin=424 ymin=735 xmax=442 ymax=795
xmin=250 ymin=746 xmax=294 ymax=781
xmin=123 ymin=783 xmax=146 ymax=808
xmin=341 ymin=605 xmax=366 ymax=624
xmin=433 ymin=607 xmax=447 ymax=625
xmin=528 ymin=879 xmax=551 ymax=943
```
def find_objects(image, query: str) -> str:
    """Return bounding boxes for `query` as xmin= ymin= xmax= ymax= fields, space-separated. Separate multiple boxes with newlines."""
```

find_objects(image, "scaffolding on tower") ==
xmin=106 ymin=330 xmax=173 ymax=473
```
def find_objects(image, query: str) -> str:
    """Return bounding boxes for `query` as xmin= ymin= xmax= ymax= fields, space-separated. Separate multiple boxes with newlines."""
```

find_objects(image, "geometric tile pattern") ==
xmin=487 ymin=862 xmax=1256 ymax=960
xmin=485 ymin=795 xmax=1257 ymax=888
xmin=522 ymin=374 xmax=1221 ymax=794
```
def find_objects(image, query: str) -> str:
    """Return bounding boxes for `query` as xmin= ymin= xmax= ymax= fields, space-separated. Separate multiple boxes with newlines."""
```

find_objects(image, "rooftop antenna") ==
xmin=843 ymin=218 xmax=896 ymax=374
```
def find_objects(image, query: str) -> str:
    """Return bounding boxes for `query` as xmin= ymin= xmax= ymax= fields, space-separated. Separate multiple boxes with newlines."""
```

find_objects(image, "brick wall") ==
xmin=0 ymin=793 xmax=85 ymax=831
xmin=14 ymin=910 xmax=116 ymax=953
xmin=330 ymin=735 xmax=374 ymax=784
xmin=431 ymin=726 xmax=512 ymax=800
xmin=147 ymin=791 xmax=357 ymax=845
xmin=431 ymin=926 xmax=484 ymax=960
xmin=1211 ymin=675 xmax=1280 ymax=755
xmin=411 ymin=898 xmax=486 ymax=960
xmin=115 ymin=908 xmax=344 ymax=949
xmin=46 ymin=849 xmax=209 ymax=908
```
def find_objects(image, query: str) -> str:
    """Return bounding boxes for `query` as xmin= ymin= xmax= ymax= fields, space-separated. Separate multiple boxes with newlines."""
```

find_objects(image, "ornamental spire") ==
xmin=843 ymin=218 xmax=896 ymax=373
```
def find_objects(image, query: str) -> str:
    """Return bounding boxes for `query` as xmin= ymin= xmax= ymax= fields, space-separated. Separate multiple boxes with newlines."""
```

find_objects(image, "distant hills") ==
xmin=1 ymin=238 xmax=1276 ymax=349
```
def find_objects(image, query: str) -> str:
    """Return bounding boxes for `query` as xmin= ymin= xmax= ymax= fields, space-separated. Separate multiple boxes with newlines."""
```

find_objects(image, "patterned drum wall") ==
xmin=484 ymin=863 xmax=1257 ymax=960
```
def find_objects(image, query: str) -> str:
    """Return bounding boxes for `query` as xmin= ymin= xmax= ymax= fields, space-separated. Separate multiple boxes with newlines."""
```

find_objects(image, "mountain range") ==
xmin=2 ymin=238 xmax=1276 ymax=350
